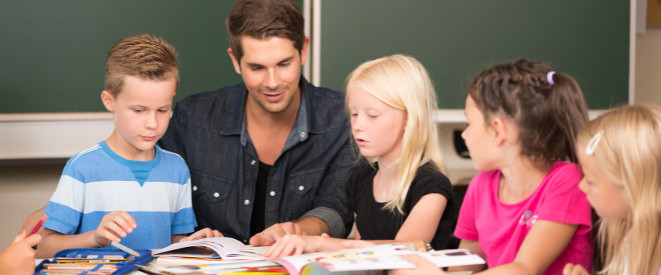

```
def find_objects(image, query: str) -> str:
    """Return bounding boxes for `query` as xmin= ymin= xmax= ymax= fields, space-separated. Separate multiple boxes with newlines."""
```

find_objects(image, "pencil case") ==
xmin=34 ymin=248 xmax=153 ymax=275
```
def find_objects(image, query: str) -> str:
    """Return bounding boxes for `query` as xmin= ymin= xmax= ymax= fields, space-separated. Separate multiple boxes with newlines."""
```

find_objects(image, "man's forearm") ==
xmin=301 ymin=206 xmax=348 ymax=238
xmin=294 ymin=216 xmax=330 ymax=236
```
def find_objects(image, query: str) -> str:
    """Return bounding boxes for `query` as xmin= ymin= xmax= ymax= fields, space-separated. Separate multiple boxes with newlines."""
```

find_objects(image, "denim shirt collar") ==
xmin=224 ymin=77 xmax=311 ymax=149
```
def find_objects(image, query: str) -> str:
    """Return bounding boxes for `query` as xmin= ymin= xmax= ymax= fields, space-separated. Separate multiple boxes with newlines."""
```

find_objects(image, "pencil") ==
xmin=111 ymin=241 xmax=140 ymax=257
xmin=29 ymin=214 xmax=49 ymax=236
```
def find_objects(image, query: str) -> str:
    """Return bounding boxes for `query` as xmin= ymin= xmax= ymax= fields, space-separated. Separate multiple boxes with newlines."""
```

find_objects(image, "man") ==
xmin=157 ymin=0 xmax=357 ymax=246
xmin=22 ymin=0 xmax=356 ymax=247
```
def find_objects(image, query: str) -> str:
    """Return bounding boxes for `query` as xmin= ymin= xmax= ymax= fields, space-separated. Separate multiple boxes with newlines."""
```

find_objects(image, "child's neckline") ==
xmin=494 ymin=162 xmax=557 ymax=205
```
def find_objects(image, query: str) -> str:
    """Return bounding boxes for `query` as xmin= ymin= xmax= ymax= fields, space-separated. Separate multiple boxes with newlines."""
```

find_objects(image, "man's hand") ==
xmin=250 ymin=222 xmax=303 ymax=247
xmin=0 ymin=231 xmax=42 ymax=275
xmin=176 ymin=228 xmax=223 ymax=243
xmin=250 ymin=216 xmax=330 ymax=247
xmin=94 ymin=211 xmax=137 ymax=247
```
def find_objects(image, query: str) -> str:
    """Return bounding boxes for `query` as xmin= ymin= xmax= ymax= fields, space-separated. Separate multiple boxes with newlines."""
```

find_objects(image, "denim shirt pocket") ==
xmin=287 ymin=167 xmax=326 ymax=196
xmin=283 ymin=167 xmax=326 ymax=219
xmin=190 ymin=170 xmax=233 ymax=203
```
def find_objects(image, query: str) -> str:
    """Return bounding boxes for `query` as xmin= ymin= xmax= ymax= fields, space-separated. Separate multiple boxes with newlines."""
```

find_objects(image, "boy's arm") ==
xmin=20 ymin=206 xmax=46 ymax=235
xmin=37 ymin=211 xmax=137 ymax=258
xmin=36 ymin=228 xmax=98 ymax=258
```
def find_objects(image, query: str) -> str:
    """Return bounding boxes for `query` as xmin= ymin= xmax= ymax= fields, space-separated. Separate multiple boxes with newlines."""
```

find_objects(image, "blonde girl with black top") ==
xmin=265 ymin=54 xmax=457 ymax=257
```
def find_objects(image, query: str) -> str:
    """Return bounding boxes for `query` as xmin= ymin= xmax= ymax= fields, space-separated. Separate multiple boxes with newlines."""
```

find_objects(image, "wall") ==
xmin=635 ymin=28 xmax=661 ymax=103
xmin=0 ymin=160 xmax=62 ymax=247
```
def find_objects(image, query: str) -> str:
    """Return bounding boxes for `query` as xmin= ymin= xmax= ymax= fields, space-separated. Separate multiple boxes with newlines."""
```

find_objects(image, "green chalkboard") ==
xmin=319 ymin=0 xmax=629 ymax=109
xmin=0 ymin=0 xmax=302 ymax=113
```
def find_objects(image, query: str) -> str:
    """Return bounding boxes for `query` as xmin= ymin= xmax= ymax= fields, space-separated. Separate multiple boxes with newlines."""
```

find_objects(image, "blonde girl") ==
xmin=265 ymin=54 xmax=457 ymax=257
xmin=563 ymin=104 xmax=661 ymax=275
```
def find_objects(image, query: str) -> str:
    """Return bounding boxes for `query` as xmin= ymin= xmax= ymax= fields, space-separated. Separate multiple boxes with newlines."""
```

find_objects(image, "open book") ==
xmin=274 ymin=242 xmax=485 ymax=275
xmin=152 ymin=237 xmax=268 ymax=261
xmin=151 ymin=238 xmax=484 ymax=275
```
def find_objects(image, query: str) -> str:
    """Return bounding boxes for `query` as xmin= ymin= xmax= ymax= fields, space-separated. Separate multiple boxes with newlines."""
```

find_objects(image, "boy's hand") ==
xmin=177 ymin=228 xmax=223 ymax=242
xmin=94 ymin=211 xmax=136 ymax=247
xmin=0 ymin=231 xmax=42 ymax=275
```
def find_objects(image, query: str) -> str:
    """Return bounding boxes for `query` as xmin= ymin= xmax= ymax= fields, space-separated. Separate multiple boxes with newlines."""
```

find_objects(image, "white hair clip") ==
xmin=585 ymin=131 xmax=603 ymax=156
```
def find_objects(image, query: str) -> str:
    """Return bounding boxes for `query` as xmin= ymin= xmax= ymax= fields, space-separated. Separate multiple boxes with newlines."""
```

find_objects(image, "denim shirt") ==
xmin=159 ymin=77 xmax=358 ymax=243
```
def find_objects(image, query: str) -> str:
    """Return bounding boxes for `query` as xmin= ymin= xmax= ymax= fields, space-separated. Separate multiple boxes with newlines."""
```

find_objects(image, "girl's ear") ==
xmin=490 ymin=116 xmax=513 ymax=146
xmin=101 ymin=91 xmax=115 ymax=112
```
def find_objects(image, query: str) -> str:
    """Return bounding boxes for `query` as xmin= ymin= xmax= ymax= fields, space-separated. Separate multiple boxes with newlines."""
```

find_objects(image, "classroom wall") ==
xmin=635 ymin=28 xmax=661 ymax=103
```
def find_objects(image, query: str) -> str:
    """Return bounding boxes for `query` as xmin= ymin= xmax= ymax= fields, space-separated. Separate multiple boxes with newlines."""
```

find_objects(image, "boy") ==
xmin=36 ymin=34 xmax=219 ymax=258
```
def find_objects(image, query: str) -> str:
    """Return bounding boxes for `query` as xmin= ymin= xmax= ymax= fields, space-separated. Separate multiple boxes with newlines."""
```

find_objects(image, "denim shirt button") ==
xmin=300 ymin=132 xmax=306 ymax=138
xmin=244 ymin=199 xmax=250 ymax=205
xmin=250 ymin=160 xmax=256 ymax=165
xmin=193 ymin=186 xmax=197 ymax=191
xmin=269 ymin=191 xmax=275 ymax=196
xmin=213 ymin=192 xmax=220 ymax=198
xmin=298 ymin=185 xmax=304 ymax=191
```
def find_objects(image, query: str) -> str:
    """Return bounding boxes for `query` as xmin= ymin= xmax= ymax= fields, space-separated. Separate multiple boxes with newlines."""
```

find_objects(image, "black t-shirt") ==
xmin=346 ymin=162 xmax=457 ymax=250
xmin=250 ymin=161 xmax=271 ymax=236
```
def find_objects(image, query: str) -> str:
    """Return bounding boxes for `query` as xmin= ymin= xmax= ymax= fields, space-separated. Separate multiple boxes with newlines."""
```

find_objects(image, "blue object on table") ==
xmin=34 ymin=248 xmax=153 ymax=275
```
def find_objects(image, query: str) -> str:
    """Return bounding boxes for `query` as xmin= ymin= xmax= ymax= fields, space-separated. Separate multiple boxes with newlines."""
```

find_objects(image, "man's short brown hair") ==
xmin=225 ymin=0 xmax=304 ymax=63
xmin=105 ymin=34 xmax=179 ymax=96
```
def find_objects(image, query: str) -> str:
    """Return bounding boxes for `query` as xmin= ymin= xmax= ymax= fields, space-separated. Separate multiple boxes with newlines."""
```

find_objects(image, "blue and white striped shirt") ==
xmin=43 ymin=142 xmax=197 ymax=249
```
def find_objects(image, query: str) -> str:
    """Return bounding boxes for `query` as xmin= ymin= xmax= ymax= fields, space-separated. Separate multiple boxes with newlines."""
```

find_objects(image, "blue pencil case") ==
xmin=34 ymin=248 xmax=153 ymax=274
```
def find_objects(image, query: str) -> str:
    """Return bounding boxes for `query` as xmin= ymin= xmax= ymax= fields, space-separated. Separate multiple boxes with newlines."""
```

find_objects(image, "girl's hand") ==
xmin=340 ymin=239 xmax=374 ymax=249
xmin=177 ymin=228 xmax=223 ymax=242
xmin=390 ymin=254 xmax=445 ymax=275
xmin=94 ymin=211 xmax=136 ymax=246
xmin=265 ymin=234 xmax=321 ymax=258
xmin=0 ymin=231 xmax=42 ymax=275
xmin=563 ymin=263 xmax=590 ymax=275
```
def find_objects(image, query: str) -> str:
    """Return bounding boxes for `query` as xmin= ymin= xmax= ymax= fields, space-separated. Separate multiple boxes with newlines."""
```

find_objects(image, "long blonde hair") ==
xmin=345 ymin=54 xmax=446 ymax=214
xmin=577 ymin=104 xmax=661 ymax=275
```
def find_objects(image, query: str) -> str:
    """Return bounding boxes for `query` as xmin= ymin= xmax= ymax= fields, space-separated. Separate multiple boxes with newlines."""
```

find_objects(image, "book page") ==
xmin=152 ymin=237 xmax=268 ymax=260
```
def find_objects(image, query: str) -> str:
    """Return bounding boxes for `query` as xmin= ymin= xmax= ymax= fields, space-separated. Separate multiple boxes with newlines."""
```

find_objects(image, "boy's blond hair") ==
xmin=345 ymin=54 xmax=446 ymax=214
xmin=577 ymin=104 xmax=661 ymax=275
xmin=105 ymin=34 xmax=179 ymax=96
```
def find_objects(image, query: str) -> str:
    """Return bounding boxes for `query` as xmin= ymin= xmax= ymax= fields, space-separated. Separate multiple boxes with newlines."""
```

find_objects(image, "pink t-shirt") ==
xmin=454 ymin=161 xmax=593 ymax=274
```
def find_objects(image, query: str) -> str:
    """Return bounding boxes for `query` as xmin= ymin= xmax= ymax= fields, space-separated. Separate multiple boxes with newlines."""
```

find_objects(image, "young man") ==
xmin=158 ymin=0 xmax=358 ymax=245
xmin=36 ymin=34 xmax=220 ymax=258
